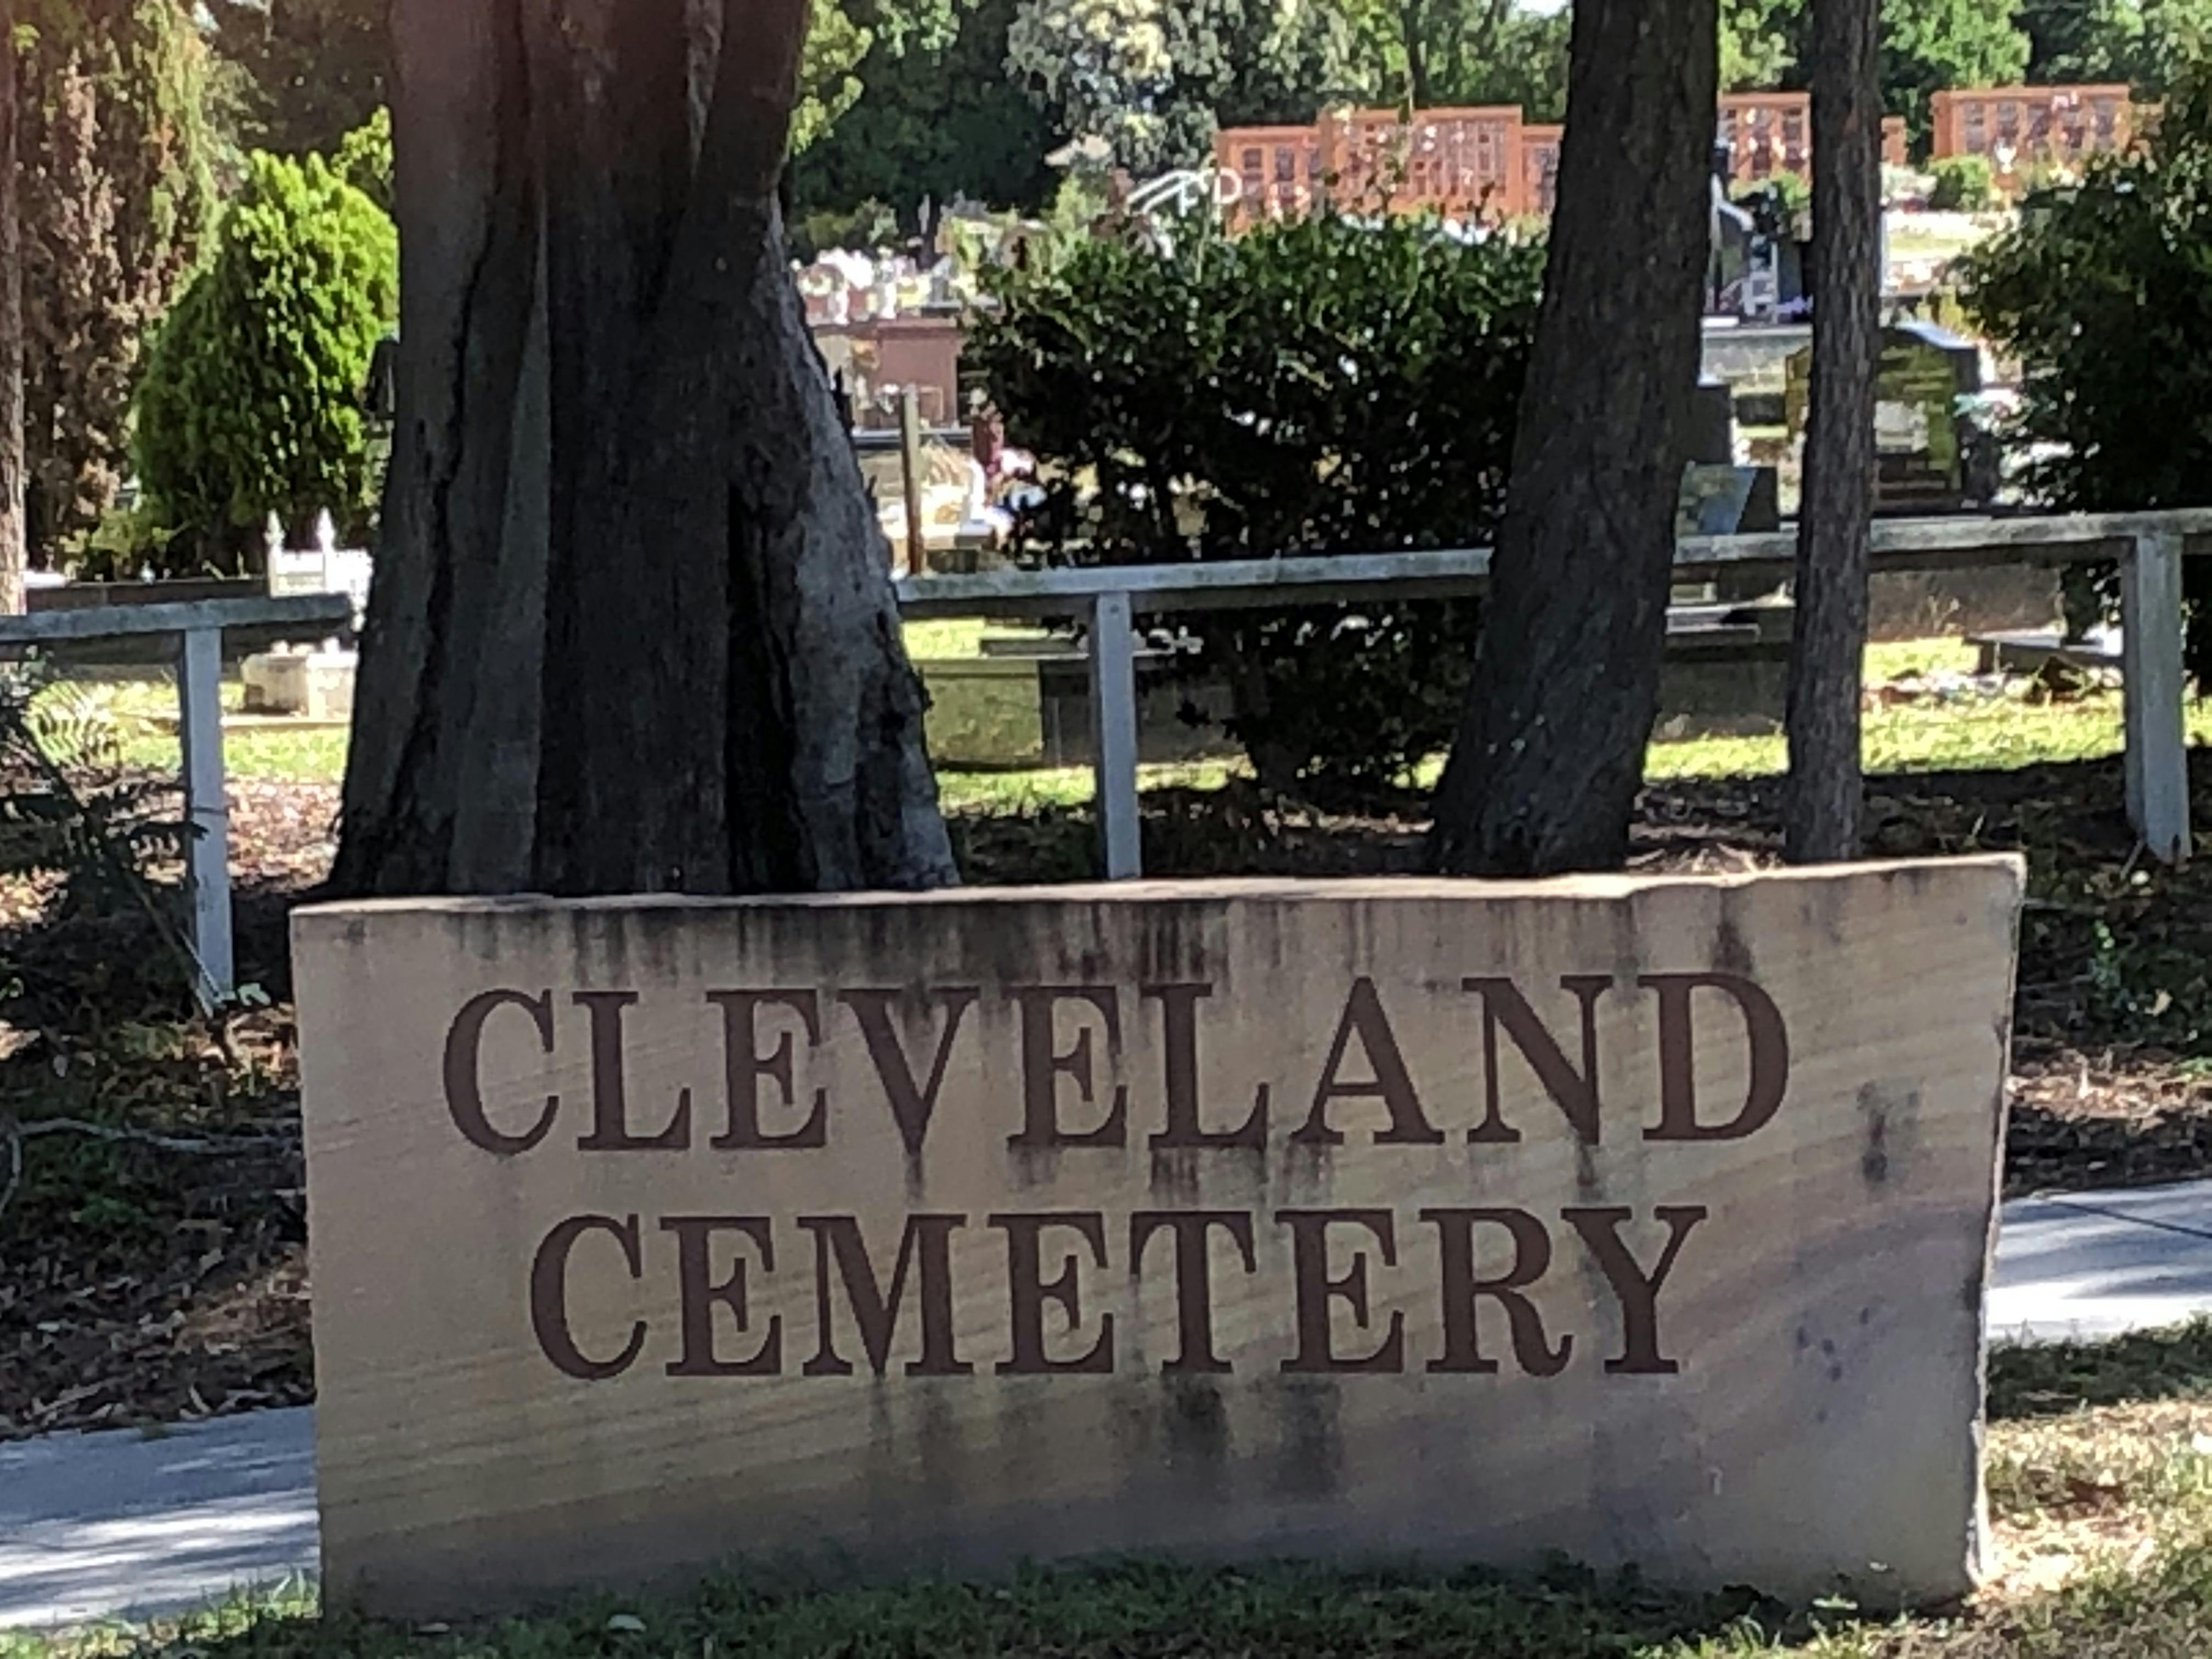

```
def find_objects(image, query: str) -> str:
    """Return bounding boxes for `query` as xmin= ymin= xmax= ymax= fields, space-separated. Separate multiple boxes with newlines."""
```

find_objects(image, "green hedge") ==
xmin=969 ymin=211 xmax=1542 ymax=803
xmin=1928 ymin=154 xmax=1995 ymax=211
xmin=1962 ymin=64 xmax=2212 ymax=683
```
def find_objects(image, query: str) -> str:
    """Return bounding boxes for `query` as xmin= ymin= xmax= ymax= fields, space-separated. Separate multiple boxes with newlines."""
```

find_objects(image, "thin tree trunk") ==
xmin=1426 ymin=0 xmax=1717 ymax=876
xmin=1784 ymin=0 xmax=1881 ymax=864
xmin=334 ymin=0 xmax=956 ymax=898
xmin=0 ymin=0 xmax=26 ymax=616
xmin=1400 ymin=1 xmax=1431 ymax=108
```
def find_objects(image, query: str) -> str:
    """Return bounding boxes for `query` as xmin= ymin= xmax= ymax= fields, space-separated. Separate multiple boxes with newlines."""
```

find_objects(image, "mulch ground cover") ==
xmin=6 ymin=756 xmax=2212 ymax=1441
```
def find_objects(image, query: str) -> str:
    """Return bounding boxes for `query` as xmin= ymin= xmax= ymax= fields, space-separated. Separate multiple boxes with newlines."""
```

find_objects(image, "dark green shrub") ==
xmin=793 ymin=199 xmax=901 ymax=259
xmin=1961 ymin=64 xmax=2212 ymax=684
xmin=1733 ymin=168 xmax=1812 ymax=227
xmin=132 ymin=149 xmax=397 ymax=571
xmin=968 ymin=211 xmax=1542 ymax=803
xmin=1928 ymin=153 xmax=1995 ymax=211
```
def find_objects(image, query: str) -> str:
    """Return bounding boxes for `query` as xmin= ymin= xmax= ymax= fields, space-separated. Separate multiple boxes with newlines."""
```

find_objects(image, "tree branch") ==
xmin=0 ymin=1115 xmax=19 ymax=1228
xmin=16 ymin=1116 xmax=292 ymax=1154
xmin=0 ymin=1113 xmax=296 ymax=1226
xmin=1398 ymin=0 xmax=1431 ymax=108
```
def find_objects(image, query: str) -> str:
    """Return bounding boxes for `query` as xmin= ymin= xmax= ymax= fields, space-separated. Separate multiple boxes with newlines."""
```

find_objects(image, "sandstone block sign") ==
xmin=293 ymin=861 xmax=2023 ymax=1616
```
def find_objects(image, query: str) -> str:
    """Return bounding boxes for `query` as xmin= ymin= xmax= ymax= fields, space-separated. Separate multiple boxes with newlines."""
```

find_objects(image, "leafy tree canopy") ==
xmin=206 ymin=0 xmax=947 ymax=160
xmin=792 ymin=0 xmax=1057 ymax=226
xmin=1883 ymin=0 xmax=2032 ymax=131
xmin=1720 ymin=0 xmax=2032 ymax=133
xmin=1005 ymin=0 xmax=1353 ymax=176
xmin=206 ymin=0 xmax=383 ymax=156
xmin=1341 ymin=0 xmax=1570 ymax=119
xmin=1722 ymin=0 xmax=1801 ymax=89
xmin=2019 ymin=0 xmax=2212 ymax=92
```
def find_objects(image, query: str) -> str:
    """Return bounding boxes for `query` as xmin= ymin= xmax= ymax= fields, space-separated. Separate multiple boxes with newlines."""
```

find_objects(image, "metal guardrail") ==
xmin=897 ymin=511 xmax=2212 ymax=879
xmin=0 ymin=592 xmax=356 ymax=1006
xmin=2 ymin=516 xmax=2189 ymax=991
xmin=0 ymin=592 xmax=352 ymax=645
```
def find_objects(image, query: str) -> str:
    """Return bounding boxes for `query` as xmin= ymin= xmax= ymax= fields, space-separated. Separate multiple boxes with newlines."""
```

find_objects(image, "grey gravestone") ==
xmin=1678 ymin=465 xmax=1781 ymax=537
xmin=1734 ymin=390 xmax=1787 ymax=428
xmin=1689 ymin=376 xmax=1735 ymax=466
xmin=1678 ymin=464 xmax=1782 ymax=606
xmin=1786 ymin=321 xmax=1982 ymax=514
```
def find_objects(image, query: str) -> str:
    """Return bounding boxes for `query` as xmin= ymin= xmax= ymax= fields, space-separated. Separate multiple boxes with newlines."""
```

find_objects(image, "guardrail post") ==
xmin=177 ymin=625 xmax=235 ymax=1001
xmin=898 ymin=386 xmax=927 ymax=578
xmin=1087 ymin=591 xmax=1142 ymax=879
xmin=2122 ymin=529 xmax=2192 ymax=864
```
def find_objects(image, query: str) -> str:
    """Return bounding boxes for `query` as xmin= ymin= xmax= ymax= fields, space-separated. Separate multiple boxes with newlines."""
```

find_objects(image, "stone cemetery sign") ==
xmin=294 ymin=862 xmax=2022 ymax=1617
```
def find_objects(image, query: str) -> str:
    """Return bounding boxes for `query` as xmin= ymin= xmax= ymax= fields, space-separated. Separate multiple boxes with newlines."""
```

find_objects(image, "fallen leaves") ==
xmin=1985 ymin=1395 xmax=2212 ymax=1597
xmin=2008 ymin=1042 xmax=2212 ymax=1197
xmin=0 ymin=780 xmax=318 ymax=1442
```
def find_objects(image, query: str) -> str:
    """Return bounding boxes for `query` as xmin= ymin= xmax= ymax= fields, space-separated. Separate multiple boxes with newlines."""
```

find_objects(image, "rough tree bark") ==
xmin=332 ymin=0 xmax=957 ymax=897
xmin=1784 ymin=0 xmax=1881 ymax=864
xmin=0 ymin=0 xmax=25 ymax=616
xmin=1427 ymin=0 xmax=1718 ymax=876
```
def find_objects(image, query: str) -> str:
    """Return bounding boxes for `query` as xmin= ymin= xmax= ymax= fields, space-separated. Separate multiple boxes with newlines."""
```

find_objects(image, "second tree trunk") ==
xmin=1784 ymin=0 xmax=1882 ymax=863
xmin=1428 ymin=0 xmax=1719 ymax=876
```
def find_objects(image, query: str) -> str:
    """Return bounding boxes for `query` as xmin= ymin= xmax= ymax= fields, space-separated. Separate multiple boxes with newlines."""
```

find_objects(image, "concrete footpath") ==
xmin=4 ymin=1178 xmax=2211 ymax=1632
xmin=0 ymin=1405 xmax=314 ymax=1632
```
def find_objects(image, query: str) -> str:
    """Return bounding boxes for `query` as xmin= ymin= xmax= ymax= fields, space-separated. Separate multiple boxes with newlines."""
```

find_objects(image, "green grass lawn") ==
xmin=1884 ymin=210 xmax=2010 ymax=269
xmin=1652 ymin=638 xmax=2164 ymax=783
xmin=1654 ymin=695 xmax=2160 ymax=784
xmin=64 ymin=635 xmax=2159 ymax=806
xmin=902 ymin=618 xmax=1008 ymax=660
xmin=938 ymin=641 xmax=2166 ymax=812
xmin=41 ymin=674 xmax=351 ymax=784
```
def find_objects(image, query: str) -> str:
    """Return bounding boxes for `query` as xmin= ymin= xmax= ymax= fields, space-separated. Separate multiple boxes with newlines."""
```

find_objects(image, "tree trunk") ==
xmin=0 ymin=0 xmax=25 ymax=616
xmin=1784 ymin=0 xmax=1881 ymax=864
xmin=333 ymin=0 xmax=957 ymax=898
xmin=1400 ymin=1 xmax=1432 ymax=108
xmin=1426 ymin=0 xmax=1717 ymax=876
